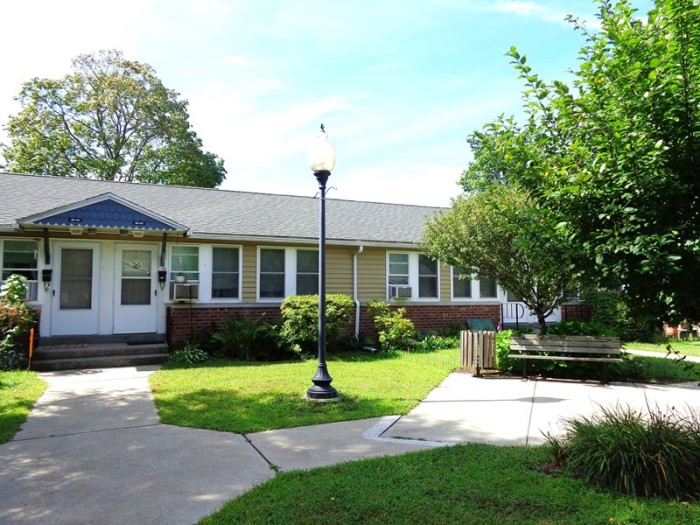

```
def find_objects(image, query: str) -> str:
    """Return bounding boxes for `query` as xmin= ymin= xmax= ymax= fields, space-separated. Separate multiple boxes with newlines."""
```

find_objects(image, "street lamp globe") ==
xmin=307 ymin=125 xmax=336 ymax=173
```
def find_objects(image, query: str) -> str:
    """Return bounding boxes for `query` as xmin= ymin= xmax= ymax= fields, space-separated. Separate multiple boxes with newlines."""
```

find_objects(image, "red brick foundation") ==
xmin=358 ymin=304 xmax=501 ymax=335
xmin=167 ymin=303 xmax=501 ymax=348
xmin=167 ymin=305 xmax=283 ymax=348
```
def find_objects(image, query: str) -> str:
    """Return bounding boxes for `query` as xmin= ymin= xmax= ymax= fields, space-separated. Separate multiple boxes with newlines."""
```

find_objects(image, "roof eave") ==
xmin=186 ymin=232 xmax=419 ymax=249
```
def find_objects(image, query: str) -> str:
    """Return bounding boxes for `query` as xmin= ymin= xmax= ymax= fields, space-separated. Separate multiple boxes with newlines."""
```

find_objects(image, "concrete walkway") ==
xmin=1 ymin=366 xmax=699 ymax=525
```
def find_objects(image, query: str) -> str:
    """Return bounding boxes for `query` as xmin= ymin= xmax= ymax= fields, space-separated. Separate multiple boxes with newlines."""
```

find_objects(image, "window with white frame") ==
xmin=452 ymin=267 xmax=472 ymax=299
xmin=259 ymin=248 xmax=285 ymax=298
xmin=212 ymin=246 xmax=240 ymax=299
xmin=296 ymin=249 xmax=318 ymax=295
xmin=388 ymin=253 xmax=409 ymax=286
xmin=387 ymin=252 xmax=439 ymax=300
xmin=451 ymin=267 xmax=501 ymax=300
xmin=479 ymin=278 xmax=498 ymax=298
xmin=258 ymin=247 xmax=319 ymax=300
xmin=170 ymin=245 xmax=199 ymax=282
xmin=506 ymin=289 xmax=522 ymax=302
xmin=418 ymin=255 xmax=438 ymax=298
xmin=1 ymin=239 xmax=39 ymax=301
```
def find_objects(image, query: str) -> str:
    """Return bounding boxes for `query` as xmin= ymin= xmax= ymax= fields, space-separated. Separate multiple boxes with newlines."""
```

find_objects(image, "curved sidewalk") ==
xmin=1 ymin=366 xmax=699 ymax=525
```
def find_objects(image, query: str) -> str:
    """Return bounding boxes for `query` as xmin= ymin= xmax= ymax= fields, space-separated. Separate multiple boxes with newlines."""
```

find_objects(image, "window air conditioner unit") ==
xmin=171 ymin=283 xmax=199 ymax=301
xmin=389 ymin=285 xmax=412 ymax=298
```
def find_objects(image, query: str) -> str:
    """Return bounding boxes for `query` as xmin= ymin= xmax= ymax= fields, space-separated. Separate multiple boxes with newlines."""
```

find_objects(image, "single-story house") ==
xmin=0 ymin=172 xmax=564 ymax=348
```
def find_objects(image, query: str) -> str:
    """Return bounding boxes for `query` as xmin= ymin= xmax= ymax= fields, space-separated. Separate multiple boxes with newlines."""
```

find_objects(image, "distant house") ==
xmin=0 ymin=172 xmax=558 ymax=348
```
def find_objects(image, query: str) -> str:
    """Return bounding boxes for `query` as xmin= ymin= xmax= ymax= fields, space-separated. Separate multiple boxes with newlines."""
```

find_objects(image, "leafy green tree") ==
xmin=421 ymin=186 xmax=580 ymax=333
xmin=2 ymin=49 xmax=225 ymax=187
xmin=461 ymin=0 xmax=700 ymax=324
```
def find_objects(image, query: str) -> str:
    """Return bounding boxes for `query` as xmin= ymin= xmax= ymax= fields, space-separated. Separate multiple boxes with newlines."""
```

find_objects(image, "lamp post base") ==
xmin=306 ymin=365 xmax=340 ymax=401
xmin=306 ymin=387 xmax=341 ymax=402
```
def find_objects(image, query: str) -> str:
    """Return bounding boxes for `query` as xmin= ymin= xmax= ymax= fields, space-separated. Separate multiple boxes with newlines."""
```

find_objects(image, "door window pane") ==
xmin=121 ymin=279 xmax=151 ymax=305
xmin=122 ymin=250 xmax=151 ymax=277
xmin=121 ymin=250 xmax=151 ymax=305
xmin=60 ymin=249 xmax=92 ymax=309
xmin=212 ymin=247 xmax=240 ymax=298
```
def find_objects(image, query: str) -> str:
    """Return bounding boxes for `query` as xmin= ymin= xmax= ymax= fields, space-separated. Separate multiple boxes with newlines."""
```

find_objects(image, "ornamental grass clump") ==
xmin=547 ymin=404 xmax=700 ymax=500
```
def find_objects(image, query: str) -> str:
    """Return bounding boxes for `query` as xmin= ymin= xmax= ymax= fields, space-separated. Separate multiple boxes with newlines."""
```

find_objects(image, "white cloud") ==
xmin=434 ymin=0 xmax=601 ymax=28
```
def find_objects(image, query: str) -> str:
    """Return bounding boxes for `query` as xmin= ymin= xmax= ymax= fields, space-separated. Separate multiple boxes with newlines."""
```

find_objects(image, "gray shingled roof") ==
xmin=0 ymin=172 xmax=444 ymax=246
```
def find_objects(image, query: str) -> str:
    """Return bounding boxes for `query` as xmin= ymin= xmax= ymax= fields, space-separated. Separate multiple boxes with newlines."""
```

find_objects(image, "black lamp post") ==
xmin=306 ymin=124 xmax=340 ymax=401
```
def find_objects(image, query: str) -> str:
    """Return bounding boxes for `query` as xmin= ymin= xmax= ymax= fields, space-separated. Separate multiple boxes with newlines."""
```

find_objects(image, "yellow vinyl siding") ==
xmin=357 ymin=247 xmax=389 ymax=302
xmin=326 ymin=246 xmax=353 ymax=295
xmin=241 ymin=243 xmax=258 ymax=301
xmin=440 ymin=261 xmax=451 ymax=300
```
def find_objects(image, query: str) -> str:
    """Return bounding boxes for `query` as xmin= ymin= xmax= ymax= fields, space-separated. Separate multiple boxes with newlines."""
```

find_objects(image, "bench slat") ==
xmin=511 ymin=340 xmax=619 ymax=349
xmin=509 ymin=344 xmax=621 ymax=355
xmin=507 ymin=354 xmax=623 ymax=363
xmin=511 ymin=335 xmax=621 ymax=343
xmin=511 ymin=335 xmax=620 ymax=348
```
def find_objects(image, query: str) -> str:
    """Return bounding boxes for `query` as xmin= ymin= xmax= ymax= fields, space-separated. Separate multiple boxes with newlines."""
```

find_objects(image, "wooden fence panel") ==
xmin=460 ymin=330 xmax=496 ymax=376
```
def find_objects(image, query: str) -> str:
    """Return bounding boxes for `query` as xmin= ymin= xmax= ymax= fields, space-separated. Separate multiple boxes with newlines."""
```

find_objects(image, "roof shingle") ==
xmin=0 ymin=172 xmax=444 ymax=246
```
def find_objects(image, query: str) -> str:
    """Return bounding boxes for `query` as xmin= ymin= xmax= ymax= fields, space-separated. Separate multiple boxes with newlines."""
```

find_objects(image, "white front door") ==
xmin=51 ymin=243 xmax=100 ymax=336
xmin=114 ymin=245 xmax=158 ymax=334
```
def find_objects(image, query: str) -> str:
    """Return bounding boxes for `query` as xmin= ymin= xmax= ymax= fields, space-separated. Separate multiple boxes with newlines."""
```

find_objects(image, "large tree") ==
xmin=421 ymin=186 xmax=581 ymax=333
xmin=461 ymin=0 xmax=700 ymax=324
xmin=2 ymin=50 xmax=226 ymax=187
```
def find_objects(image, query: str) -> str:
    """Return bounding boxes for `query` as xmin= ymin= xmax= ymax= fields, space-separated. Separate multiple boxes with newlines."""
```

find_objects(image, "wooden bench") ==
xmin=509 ymin=335 xmax=622 ymax=384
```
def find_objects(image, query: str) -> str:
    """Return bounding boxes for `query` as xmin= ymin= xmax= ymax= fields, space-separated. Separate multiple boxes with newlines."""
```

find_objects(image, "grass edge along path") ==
xmin=149 ymin=349 xmax=460 ymax=434
xmin=199 ymin=443 xmax=698 ymax=525
xmin=625 ymin=340 xmax=700 ymax=358
xmin=0 ymin=370 xmax=47 ymax=443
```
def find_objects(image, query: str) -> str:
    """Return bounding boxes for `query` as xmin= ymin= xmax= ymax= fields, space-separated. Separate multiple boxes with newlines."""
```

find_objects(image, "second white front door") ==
xmin=114 ymin=245 xmax=158 ymax=334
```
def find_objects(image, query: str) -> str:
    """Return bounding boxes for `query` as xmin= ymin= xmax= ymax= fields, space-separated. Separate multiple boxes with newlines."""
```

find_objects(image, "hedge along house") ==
xmin=0 ymin=171 xmax=543 ymax=353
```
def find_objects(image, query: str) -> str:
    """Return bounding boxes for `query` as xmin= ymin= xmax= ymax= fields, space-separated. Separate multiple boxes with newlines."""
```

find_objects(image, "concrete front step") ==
xmin=31 ymin=343 xmax=170 ymax=371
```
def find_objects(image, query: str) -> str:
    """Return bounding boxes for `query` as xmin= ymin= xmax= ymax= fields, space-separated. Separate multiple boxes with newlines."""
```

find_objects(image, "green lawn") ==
xmin=630 ymin=354 xmax=700 ymax=383
xmin=625 ymin=340 xmax=700 ymax=358
xmin=200 ymin=443 xmax=699 ymax=525
xmin=0 ymin=370 xmax=46 ymax=443
xmin=149 ymin=349 xmax=460 ymax=433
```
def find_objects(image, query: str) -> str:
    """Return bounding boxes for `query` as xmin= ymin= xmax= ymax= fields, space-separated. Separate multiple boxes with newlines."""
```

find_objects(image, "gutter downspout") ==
xmin=353 ymin=245 xmax=364 ymax=337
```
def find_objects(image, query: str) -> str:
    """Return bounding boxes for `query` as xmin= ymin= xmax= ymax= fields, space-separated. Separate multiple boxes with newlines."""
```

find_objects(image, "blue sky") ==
xmin=0 ymin=0 xmax=653 ymax=206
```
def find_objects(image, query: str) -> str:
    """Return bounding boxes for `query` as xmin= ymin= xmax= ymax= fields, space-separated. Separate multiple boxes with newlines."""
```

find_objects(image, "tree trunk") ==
xmin=536 ymin=312 xmax=548 ymax=334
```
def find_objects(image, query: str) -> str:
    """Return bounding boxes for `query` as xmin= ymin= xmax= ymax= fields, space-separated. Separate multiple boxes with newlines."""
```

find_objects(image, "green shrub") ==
xmin=412 ymin=334 xmax=457 ymax=353
xmin=495 ymin=329 xmax=516 ymax=372
xmin=547 ymin=405 xmax=700 ymax=500
xmin=169 ymin=342 xmax=209 ymax=365
xmin=280 ymin=294 xmax=354 ymax=355
xmin=547 ymin=320 xmax=617 ymax=337
xmin=579 ymin=289 xmax=649 ymax=341
xmin=184 ymin=324 xmax=220 ymax=356
xmin=367 ymin=301 xmax=416 ymax=351
xmin=435 ymin=319 xmax=469 ymax=338
xmin=212 ymin=314 xmax=292 ymax=361
xmin=0 ymin=275 xmax=35 ymax=370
